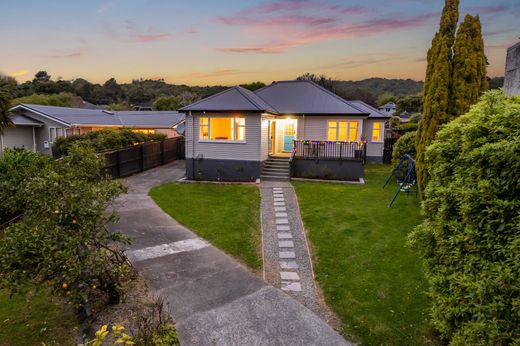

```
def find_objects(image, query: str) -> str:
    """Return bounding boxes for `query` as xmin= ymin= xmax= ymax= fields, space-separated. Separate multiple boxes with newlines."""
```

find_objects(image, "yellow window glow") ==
xmin=372 ymin=122 xmax=383 ymax=141
xmin=210 ymin=118 xmax=233 ymax=140
xmin=338 ymin=121 xmax=348 ymax=141
xmin=327 ymin=121 xmax=337 ymax=140
xmin=348 ymin=121 xmax=358 ymax=141
xmin=235 ymin=117 xmax=246 ymax=141
xmin=200 ymin=117 xmax=209 ymax=139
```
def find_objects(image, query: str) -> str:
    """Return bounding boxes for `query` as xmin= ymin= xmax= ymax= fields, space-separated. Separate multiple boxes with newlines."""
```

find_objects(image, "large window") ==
xmin=327 ymin=120 xmax=359 ymax=141
xmin=372 ymin=122 xmax=383 ymax=142
xmin=199 ymin=117 xmax=245 ymax=141
xmin=49 ymin=127 xmax=65 ymax=143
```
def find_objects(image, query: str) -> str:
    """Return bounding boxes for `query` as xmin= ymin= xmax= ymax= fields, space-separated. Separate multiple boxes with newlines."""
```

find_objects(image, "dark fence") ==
xmin=292 ymin=140 xmax=366 ymax=163
xmin=383 ymin=137 xmax=399 ymax=164
xmin=103 ymin=137 xmax=185 ymax=178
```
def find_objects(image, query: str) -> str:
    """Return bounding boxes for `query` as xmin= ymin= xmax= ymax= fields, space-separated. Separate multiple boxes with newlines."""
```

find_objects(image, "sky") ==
xmin=0 ymin=0 xmax=519 ymax=86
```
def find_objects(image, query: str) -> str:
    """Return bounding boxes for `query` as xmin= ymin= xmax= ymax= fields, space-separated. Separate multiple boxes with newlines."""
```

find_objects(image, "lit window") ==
xmin=200 ymin=116 xmax=245 ymax=141
xmin=327 ymin=121 xmax=359 ymax=141
xmin=132 ymin=129 xmax=156 ymax=135
xmin=372 ymin=122 xmax=383 ymax=142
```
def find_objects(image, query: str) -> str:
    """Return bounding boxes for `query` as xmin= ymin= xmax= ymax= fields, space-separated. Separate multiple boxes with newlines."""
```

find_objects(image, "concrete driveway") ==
xmin=109 ymin=160 xmax=350 ymax=345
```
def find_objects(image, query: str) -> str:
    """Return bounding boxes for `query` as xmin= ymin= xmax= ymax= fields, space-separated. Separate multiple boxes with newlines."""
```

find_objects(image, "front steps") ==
xmin=261 ymin=156 xmax=290 ymax=181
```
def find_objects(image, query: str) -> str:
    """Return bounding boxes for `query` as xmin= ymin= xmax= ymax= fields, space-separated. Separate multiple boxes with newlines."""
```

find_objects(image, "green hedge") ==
xmin=53 ymin=128 xmax=166 ymax=156
xmin=392 ymin=130 xmax=416 ymax=166
xmin=408 ymin=90 xmax=520 ymax=345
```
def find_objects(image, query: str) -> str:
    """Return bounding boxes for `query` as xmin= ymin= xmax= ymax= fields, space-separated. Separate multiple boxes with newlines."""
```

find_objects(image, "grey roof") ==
xmin=11 ymin=113 xmax=43 ymax=126
xmin=10 ymin=104 xmax=184 ymax=128
xmin=254 ymin=80 xmax=367 ymax=115
xmin=179 ymin=86 xmax=276 ymax=113
xmin=378 ymin=102 xmax=396 ymax=109
xmin=350 ymin=101 xmax=390 ymax=119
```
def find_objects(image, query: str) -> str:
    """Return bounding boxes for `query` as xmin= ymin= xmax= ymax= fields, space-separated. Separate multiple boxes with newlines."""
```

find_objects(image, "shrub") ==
xmin=408 ymin=90 xmax=520 ymax=345
xmin=398 ymin=122 xmax=419 ymax=131
xmin=392 ymin=130 xmax=416 ymax=166
xmin=54 ymin=129 xmax=166 ymax=156
xmin=0 ymin=145 xmax=128 ymax=313
xmin=408 ymin=113 xmax=421 ymax=123
xmin=389 ymin=116 xmax=401 ymax=128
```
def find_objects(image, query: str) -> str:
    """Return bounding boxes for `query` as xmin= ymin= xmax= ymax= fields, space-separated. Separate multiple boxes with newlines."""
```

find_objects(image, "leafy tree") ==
xmin=103 ymin=78 xmax=124 ymax=104
xmin=107 ymin=103 xmax=132 ymax=111
xmin=488 ymin=76 xmax=504 ymax=89
xmin=0 ymin=90 xmax=12 ymax=133
xmin=297 ymin=73 xmax=334 ymax=91
xmin=33 ymin=70 xmax=51 ymax=82
xmin=389 ymin=116 xmax=401 ymax=128
xmin=396 ymin=95 xmax=422 ymax=115
xmin=409 ymin=90 xmax=520 ymax=344
xmin=10 ymin=92 xmax=77 ymax=107
xmin=0 ymin=145 xmax=128 ymax=313
xmin=153 ymin=95 xmax=181 ymax=111
xmin=392 ymin=130 xmax=416 ymax=166
xmin=239 ymin=82 xmax=266 ymax=91
xmin=450 ymin=14 xmax=488 ymax=117
xmin=376 ymin=92 xmax=396 ymax=107
xmin=416 ymin=0 xmax=459 ymax=196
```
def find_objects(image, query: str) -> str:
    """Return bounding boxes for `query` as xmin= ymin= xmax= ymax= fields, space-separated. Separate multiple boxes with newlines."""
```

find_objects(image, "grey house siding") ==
xmin=299 ymin=116 xmax=365 ymax=141
xmin=0 ymin=126 xmax=34 ymax=152
xmin=185 ymin=112 xmax=265 ymax=181
xmin=16 ymin=110 xmax=70 ymax=155
xmin=362 ymin=119 xmax=386 ymax=163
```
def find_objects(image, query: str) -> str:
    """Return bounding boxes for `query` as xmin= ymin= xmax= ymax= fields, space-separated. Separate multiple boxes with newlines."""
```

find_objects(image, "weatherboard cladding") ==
xmin=14 ymin=104 xmax=184 ymax=128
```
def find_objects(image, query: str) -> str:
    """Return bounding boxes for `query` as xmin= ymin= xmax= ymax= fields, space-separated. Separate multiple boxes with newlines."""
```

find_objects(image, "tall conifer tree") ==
xmin=416 ymin=0 xmax=459 ymax=195
xmin=451 ymin=15 xmax=488 ymax=117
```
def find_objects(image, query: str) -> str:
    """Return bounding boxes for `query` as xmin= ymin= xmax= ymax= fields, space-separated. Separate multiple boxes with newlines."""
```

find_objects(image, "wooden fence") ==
xmin=292 ymin=140 xmax=366 ymax=163
xmin=103 ymin=137 xmax=185 ymax=178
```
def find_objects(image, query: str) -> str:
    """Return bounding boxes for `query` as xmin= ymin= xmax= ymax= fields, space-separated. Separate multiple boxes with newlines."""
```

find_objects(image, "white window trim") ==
xmin=371 ymin=122 xmax=384 ymax=143
xmin=327 ymin=120 xmax=361 ymax=141
xmin=198 ymin=116 xmax=246 ymax=143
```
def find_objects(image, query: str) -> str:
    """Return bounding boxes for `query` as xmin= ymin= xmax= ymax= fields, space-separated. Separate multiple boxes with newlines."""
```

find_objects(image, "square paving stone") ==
xmin=275 ymin=218 xmax=289 ymax=225
xmin=279 ymin=261 xmax=299 ymax=269
xmin=274 ymin=207 xmax=286 ymax=212
xmin=280 ymin=272 xmax=300 ymax=281
xmin=273 ymin=188 xmax=283 ymax=191
xmin=273 ymin=198 xmax=285 ymax=202
xmin=274 ymin=202 xmax=285 ymax=206
xmin=278 ymin=241 xmax=294 ymax=248
xmin=277 ymin=233 xmax=292 ymax=239
xmin=277 ymin=225 xmax=290 ymax=231
xmin=275 ymin=212 xmax=288 ymax=218
xmin=279 ymin=251 xmax=296 ymax=259
xmin=281 ymin=281 xmax=302 ymax=292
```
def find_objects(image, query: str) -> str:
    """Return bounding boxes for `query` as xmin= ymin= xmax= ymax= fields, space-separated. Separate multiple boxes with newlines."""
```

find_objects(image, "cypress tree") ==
xmin=416 ymin=0 xmax=459 ymax=195
xmin=451 ymin=15 xmax=488 ymax=117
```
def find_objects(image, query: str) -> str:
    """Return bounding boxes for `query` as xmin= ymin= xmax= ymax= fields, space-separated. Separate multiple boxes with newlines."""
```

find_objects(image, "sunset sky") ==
xmin=1 ymin=0 xmax=518 ymax=85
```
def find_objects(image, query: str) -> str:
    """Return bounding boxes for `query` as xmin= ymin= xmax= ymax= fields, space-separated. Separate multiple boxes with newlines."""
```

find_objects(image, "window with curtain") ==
xmin=199 ymin=117 xmax=245 ymax=141
xmin=327 ymin=120 xmax=359 ymax=141
xmin=372 ymin=122 xmax=383 ymax=142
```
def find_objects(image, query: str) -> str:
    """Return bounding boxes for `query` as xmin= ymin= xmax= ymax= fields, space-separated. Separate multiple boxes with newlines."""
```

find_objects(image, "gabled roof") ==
xmin=350 ymin=101 xmax=390 ymax=119
xmin=179 ymin=86 xmax=276 ymax=113
xmin=9 ymin=104 xmax=184 ymax=129
xmin=378 ymin=102 xmax=396 ymax=109
xmin=254 ymin=80 xmax=367 ymax=115
xmin=11 ymin=113 xmax=44 ymax=126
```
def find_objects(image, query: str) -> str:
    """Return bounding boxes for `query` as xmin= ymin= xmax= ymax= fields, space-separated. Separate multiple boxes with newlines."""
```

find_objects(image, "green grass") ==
xmin=0 ymin=287 xmax=77 ymax=346
xmin=150 ymin=183 xmax=262 ymax=270
xmin=293 ymin=164 xmax=429 ymax=345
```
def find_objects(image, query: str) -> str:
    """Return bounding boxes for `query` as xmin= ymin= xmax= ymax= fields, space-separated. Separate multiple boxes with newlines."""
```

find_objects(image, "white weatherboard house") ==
xmin=1 ymin=104 xmax=184 ymax=155
xmin=180 ymin=80 xmax=390 ymax=181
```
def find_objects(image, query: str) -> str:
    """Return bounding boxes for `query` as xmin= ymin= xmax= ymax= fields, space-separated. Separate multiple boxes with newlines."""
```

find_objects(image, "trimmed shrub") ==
xmin=53 ymin=128 xmax=166 ymax=156
xmin=408 ymin=90 xmax=520 ymax=345
xmin=392 ymin=130 xmax=416 ymax=166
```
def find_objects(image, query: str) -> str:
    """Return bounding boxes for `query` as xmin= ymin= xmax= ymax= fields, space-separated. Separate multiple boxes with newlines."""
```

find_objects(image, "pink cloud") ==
xmin=103 ymin=19 xmax=175 ymax=43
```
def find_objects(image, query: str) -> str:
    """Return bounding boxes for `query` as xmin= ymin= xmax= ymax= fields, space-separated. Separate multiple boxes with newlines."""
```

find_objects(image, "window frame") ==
xmin=371 ymin=121 xmax=384 ymax=142
xmin=327 ymin=120 xmax=361 ymax=142
xmin=199 ymin=116 xmax=246 ymax=143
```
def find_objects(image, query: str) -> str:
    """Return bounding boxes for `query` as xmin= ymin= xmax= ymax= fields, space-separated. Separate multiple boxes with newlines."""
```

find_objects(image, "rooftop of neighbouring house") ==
xmin=378 ymin=102 xmax=396 ymax=109
xmin=180 ymin=80 xmax=390 ymax=118
xmin=9 ymin=104 xmax=185 ymax=128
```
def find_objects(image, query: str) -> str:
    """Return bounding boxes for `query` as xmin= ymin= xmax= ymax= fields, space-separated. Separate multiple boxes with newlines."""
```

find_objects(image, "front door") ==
xmin=283 ymin=122 xmax=296 ymax=152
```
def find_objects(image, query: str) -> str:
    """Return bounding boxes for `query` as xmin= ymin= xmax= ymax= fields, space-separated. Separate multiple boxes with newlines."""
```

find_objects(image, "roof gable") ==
xmin=179 ymin=86 xmax=276 ymax=113
xmin=254 ymin=80 xmax=367 ymax=115
xmin=350 ymin=101 xmax=390 ymax=118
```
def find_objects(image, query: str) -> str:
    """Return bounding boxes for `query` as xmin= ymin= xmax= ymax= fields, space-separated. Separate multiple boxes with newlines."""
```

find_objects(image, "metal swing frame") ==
xmin=382 ymin=154 xmax=418 ymax=207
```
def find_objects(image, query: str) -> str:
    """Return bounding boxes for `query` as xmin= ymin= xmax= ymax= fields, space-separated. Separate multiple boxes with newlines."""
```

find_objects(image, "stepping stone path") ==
xmin=260 ymin=181 xmax=325 ymax=317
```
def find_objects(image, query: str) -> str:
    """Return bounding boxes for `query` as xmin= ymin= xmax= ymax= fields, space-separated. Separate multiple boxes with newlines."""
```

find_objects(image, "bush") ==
xmin=408 ymin=90 xmax=520 ymax=345
xmin=0 ymin=145 xmax=128 ymax=313
xmin=389 ymin=116 xmax=401 ymax=128
xmin=408 ymin=113 xmax=421 ymax=123
xmin=398 ymin=122 xmax=419 ymax=132
xmin=54 ymin=129 xmax=166 ymax=156
xmin=392 ymin=131 xmax=416 ymax=166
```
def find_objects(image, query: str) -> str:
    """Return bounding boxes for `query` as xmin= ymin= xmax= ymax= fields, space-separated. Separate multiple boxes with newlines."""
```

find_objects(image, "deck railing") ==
xmin=292 ymin=140 xmax=366 ymax=163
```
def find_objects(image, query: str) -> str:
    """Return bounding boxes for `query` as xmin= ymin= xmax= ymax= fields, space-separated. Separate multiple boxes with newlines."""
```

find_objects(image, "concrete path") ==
xmin=109 ymin=161 xmax=349 ymax=346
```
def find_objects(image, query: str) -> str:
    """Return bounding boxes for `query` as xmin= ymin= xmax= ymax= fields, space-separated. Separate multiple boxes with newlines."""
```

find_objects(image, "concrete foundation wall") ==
xmin=186 ymin=158 xmax=262 ymax=181
xmin=505 ymin=42 xmax=520 ymax=96
xmin=292 ymin=159 xmax=364 ymax=181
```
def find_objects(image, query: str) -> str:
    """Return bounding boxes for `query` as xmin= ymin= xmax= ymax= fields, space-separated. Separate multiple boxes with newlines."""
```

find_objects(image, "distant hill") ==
xmin=335 ymin=78 xmax=424 ymax=98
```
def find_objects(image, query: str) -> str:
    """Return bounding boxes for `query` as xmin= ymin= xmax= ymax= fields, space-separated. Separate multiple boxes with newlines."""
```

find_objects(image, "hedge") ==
xmin=408 ymin=90 xmax=520 ymax=345
xmin=392 ymin=130 xmax=416 ymax=166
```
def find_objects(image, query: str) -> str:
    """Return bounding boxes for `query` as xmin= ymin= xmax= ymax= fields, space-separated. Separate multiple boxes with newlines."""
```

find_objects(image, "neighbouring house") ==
xmin=378 ymin=102 xmax=397 ymax=116
xmin=180 ymin=80 xmax=390 ymax=181
xmin=504 ymin=41 xmax=520 ymax=96
xmin=1 ymin=104 xmax=184 ymax=155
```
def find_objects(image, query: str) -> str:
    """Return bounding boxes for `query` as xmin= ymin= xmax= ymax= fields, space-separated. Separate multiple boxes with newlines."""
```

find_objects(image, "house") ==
xmin=378 ymin=102 xmax=396 ymax=116
xmin=504 ymin=41 xmax=520 ymax=96
xmin=180 ymin=80 xmax=390 ymax=181
xmin=1 ymin=104 xmax=184 ymax=155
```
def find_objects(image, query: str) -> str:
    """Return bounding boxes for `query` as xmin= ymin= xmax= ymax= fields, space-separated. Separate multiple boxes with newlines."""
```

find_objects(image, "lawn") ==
xmin=0 ymin=287 xmax=77 ymax=346
xmin=293 ymin=164 xmax=429 ymax=345
xmin=150 ymin=183 xmax=262 ymax=270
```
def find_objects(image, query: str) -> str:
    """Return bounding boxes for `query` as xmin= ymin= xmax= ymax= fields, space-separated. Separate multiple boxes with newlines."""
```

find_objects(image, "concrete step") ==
xmin=267 ymin=157 xmax=290 ymax=162
xmin=264 ymin=163 xmax=289 ymax=169
xmin=261 ymin=174 xmax=290 ymax=181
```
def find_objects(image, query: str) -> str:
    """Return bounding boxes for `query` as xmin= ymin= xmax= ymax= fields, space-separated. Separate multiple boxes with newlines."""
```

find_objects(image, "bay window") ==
xmin=200 ymin=116 xmax=245 ymax=141
xmin=327 ymin=120 xmax=359 ymax=141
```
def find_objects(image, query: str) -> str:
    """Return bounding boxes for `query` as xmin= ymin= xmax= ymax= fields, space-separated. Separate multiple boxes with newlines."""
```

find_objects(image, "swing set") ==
xmin=382 ymin=154 xmax=418 ymax=207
